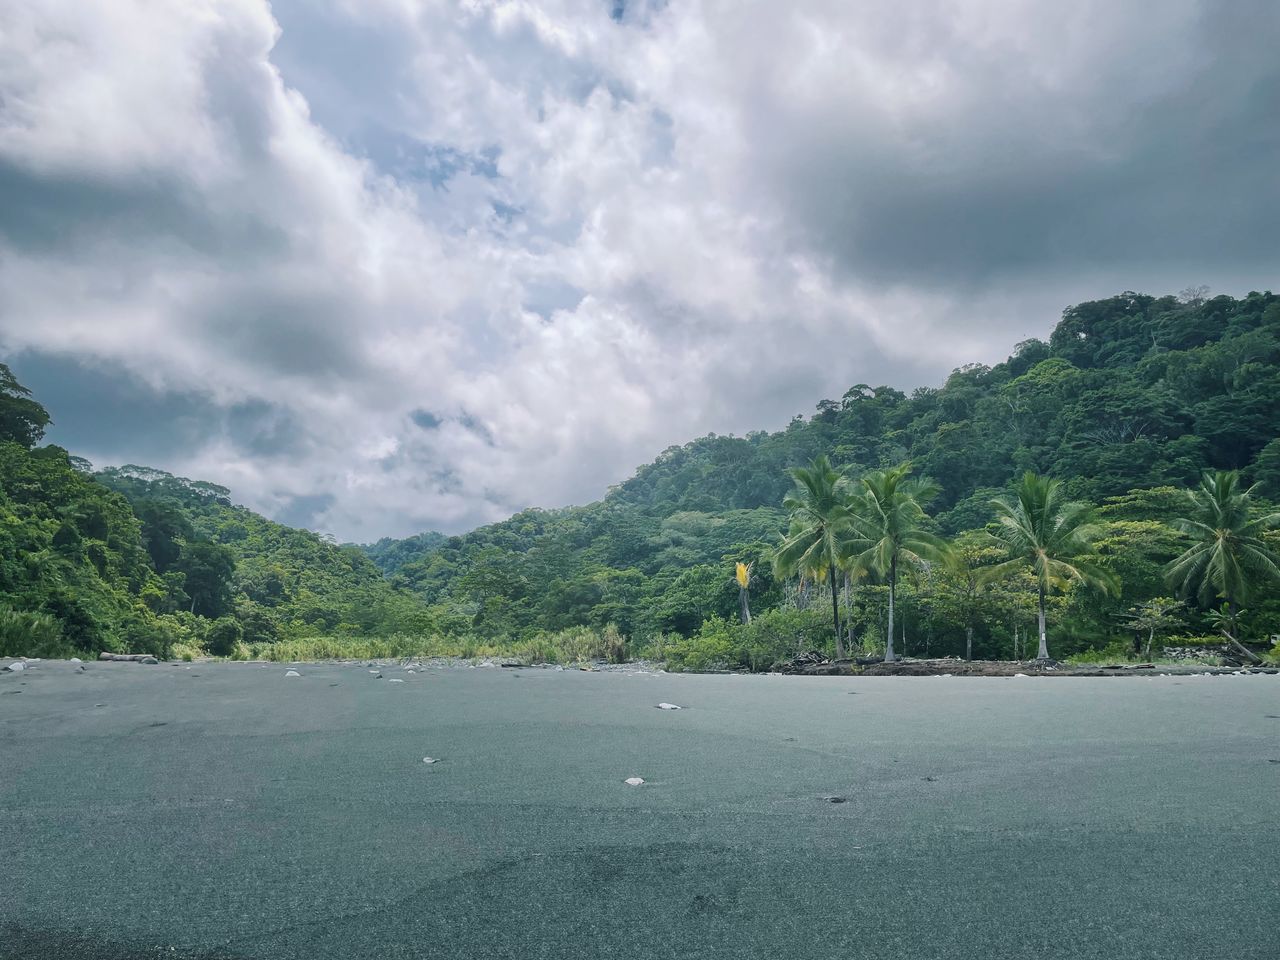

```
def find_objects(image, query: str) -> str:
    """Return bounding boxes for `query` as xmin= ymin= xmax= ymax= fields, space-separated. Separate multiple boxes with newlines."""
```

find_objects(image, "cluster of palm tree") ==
xmin=773 ymin=456 xmax=1280 ymax=663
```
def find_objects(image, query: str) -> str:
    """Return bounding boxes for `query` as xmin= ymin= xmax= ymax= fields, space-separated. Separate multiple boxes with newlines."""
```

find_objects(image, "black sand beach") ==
xmin=2 ymin=660 xmax=1278 ymax=958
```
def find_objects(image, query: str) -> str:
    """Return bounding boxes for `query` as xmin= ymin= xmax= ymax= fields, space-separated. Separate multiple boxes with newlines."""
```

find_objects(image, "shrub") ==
xmin=204 ymin=617 xmax=244 ymax=657
xmin=0 ymin=607 xmax=72 ymax=658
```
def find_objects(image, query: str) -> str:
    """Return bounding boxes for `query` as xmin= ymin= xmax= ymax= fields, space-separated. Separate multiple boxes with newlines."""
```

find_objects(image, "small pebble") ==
xmin=422 ymin=757 xmax=442 ymax=764
xmin=285 ymin=670 xmax=301 ymax=677
xmin=624 ymin=777 xmax=645 ymax=786
xmin=656 ymin=702 xmax=682 ymax=710
xmin=388 ymin=678 xmax=404 ymax=683
xmin=822 ymin=795 xmax=847 ymax=804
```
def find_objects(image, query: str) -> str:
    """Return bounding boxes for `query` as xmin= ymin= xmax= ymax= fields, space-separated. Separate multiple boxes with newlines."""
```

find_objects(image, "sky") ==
xmin=1 ymin=0 xmax=1277 ymax=541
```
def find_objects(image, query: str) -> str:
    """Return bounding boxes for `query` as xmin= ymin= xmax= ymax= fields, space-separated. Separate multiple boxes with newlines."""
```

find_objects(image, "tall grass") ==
xmin=246 ymin=624 xmax=632 ymax=665
xmin=0 ymin=608 xmax=74 ymax=659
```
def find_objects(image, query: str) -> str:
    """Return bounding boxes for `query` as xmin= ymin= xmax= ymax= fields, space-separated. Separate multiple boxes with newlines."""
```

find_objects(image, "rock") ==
xmin=821 ymin=795 xmax=847 ymax=804
xmin=1013 ymin=673 xmax=1028 ymax=678
xmin=284 ymin=670 xmax=301 ymax=677
xmin=69 ymin=657 xmax=82 ymax=664
xmin=388 ymin=678 xmax=404 ymax=683
xmin=624 ymin=777 xmax=645 ymax=786
xmin=655 ymin=702 xmax=682 ymax=710
xmin=141 ymin=657 xmax=158 ymax=665
xmin=422 ymin=757 xmax=442 ymax=764
xmin=6 ymin=662 xmax=25 ymax=672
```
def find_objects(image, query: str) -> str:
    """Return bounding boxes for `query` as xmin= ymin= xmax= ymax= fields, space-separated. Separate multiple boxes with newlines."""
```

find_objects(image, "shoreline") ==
xmin=6 ymin=654 xmax=1277 ymax=678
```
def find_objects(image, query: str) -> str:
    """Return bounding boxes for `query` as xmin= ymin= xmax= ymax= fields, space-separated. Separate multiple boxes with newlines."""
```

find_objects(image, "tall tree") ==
xmin=980 ymin=473 xmax=1118 ymax=661
xmin=1164 ymin=471 xmax=1280 ymax=638
xmin=0 ymin=363 xmax=51 ymax=448
xmin=845 ymin=463 xmax=950 ymax=662
xmin=774 ymin=456 xmax=854 ymax=657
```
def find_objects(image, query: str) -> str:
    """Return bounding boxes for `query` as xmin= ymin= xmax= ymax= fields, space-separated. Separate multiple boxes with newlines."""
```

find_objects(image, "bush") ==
xmin=1063 ymin=640 xmax=1138 ymax=665
xmin=204 ymin=617 xmax=244 ymax=657
xmin=120 ymin=614 xmax=185 ymax=659
xmin=0 ymin=607 xmax=72 ymax=658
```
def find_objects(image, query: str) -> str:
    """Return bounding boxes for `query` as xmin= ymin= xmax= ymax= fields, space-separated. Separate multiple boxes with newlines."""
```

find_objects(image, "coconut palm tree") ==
xmin=1165 ymin=470 xmax=1280 ymax=656
xmin=844 ymin=463 xmax=951 ymax=663
xmin=774 ymin=456 xmax=854 ymax=657
xmin=980 ymin=472 xmax=1117 ymax=661
xmin=735 ymin=561 xmax=753 ymax=625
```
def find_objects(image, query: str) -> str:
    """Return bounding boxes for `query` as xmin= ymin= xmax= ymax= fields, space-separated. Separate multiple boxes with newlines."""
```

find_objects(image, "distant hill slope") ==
xmin=359 ymin=290 xmax=1280 ymax=646
xmin=362 ymin=531 xmax=447 ymax=575
xmin=0 ymin=353 xmax=439 ymax=657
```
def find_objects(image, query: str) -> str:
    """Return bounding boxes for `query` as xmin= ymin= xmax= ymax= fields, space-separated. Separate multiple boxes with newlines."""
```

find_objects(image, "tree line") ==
xmin=771 ymin=456 xmax=1279 ymax=663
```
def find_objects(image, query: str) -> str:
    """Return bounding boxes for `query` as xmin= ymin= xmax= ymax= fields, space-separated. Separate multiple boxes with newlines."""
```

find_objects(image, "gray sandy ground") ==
xmin=1 ymin=660 xmax=1278 ymax=959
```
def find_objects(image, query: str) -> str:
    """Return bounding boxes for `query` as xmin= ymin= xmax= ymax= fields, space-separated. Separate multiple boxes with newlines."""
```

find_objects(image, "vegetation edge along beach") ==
xmin=3 ymin=290 xmax=1280 ymax=672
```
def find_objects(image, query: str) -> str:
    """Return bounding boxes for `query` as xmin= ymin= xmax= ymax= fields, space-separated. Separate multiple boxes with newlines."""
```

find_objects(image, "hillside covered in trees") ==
xmin=0 ymin=379 xmax=436 ymax=658
xmin=3 ymin=290 xmax=1280 ymax=666
xmin=361 ymin=290 xmax=1280 ymax=664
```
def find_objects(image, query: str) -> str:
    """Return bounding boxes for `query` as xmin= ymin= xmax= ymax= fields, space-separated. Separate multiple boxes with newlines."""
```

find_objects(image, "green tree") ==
xmin=774 ymin=456 xmax=855 ymax=657
xmin=1118 ymin=597 xmax=1185 ymax=660
xmin=1164 ymin=471 xmax=1280 ymax=625
xmin=981 ymin=473 xmax=1118 ymax=661
xmin=175 ymin=540 xmax=236 ymax=617
xmin=844 ymin=463 xmax=951 ymax=662
xmin=0 ymin=364 xmax=51 ymax=448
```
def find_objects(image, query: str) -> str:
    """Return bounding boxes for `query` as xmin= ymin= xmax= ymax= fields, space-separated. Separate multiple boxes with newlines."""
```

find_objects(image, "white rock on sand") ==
xmin=655 ymin=702 xmax=682 ymax=710
xmin=285 ymin=670 xmax=301 ymax=677
xmin=624 ymin=777 xmax=645 ymax=786
xmin=422 ymin=757 xmax=442 ymax=764
xmin=6 ymin=662 xmax=25 ymax=672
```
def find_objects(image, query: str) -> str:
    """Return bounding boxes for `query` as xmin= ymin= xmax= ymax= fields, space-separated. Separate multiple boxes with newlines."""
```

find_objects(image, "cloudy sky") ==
xmin=1 ymin=0 xmax=1277 ymax=540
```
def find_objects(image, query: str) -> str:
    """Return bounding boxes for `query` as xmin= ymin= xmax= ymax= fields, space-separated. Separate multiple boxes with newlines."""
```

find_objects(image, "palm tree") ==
xmin=735 ymin=561 xmax=753 ymax=625
xmin=1165 ymin=470 xmax=1280 ymax=656
xmin=844 ymin=463 xmax=950 ymax=663
xmin=774 ymin=456 xmax=854 ymax=658
xmin=980 ymin=472 xmax=1117 ymax=661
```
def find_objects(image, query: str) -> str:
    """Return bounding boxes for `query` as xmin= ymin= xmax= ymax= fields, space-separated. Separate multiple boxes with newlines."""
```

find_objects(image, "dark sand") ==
xmin=2 ymin=659 xmax=1278 ymax=959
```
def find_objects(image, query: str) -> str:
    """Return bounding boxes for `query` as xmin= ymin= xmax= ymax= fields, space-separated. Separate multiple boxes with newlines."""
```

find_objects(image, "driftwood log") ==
xmin=97 ymin=653 xmax=159 ymax=662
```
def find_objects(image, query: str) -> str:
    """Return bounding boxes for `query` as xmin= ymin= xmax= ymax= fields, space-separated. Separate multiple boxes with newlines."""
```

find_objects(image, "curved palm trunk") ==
xmin=884 ymin=559 xmax=897 ymax=662
xmin=828 ymin=565 xmax=844 ymax=659
xmin=1036 ymin=583 xmax=1049 ymax=661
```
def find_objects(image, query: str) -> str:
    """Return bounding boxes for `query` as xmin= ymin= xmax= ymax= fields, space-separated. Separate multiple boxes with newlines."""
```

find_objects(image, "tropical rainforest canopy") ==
xmin=3 ymin=290 xmax=1280 ymax=666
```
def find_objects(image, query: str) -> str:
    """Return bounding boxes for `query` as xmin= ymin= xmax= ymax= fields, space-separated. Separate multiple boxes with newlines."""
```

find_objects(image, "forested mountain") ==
xmin=0 ymin=371 xmax=435 ymax=658
xmin=3 ymin=290 xmax=1280 ymax=665
xmin=361 ymin=290 xmax=1280 ymax=662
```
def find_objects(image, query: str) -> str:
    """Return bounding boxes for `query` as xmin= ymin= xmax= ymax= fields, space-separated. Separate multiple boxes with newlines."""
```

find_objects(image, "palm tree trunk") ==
xmin=829 ymin=563 xmax=839 ymax=660
xmin=965 ymin=624 xmax=973 ymax=661
xmin=1036 ymin=583 xmax=1049 ymax=660
xmin=739 ymin=587 xmax=751 ymax=625
xmin=884 ymin=561 xmax=897 ymax=662
xmin=828 ymin=565 xmax=844 ymax=659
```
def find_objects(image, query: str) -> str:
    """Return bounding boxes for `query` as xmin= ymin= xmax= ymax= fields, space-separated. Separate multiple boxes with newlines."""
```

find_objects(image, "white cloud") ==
xmin=0 ymin=0 xmax=1275 ymax=539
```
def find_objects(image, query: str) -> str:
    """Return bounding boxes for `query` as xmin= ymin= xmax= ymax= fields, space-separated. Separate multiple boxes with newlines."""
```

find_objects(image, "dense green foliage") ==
xmin=3 ymin=290 xmax=1280 ymax=666
xmin=0 ymin=363 xmax=442 ymax=658
xmin=364 ymin=291 xmax=1280 ymax=666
